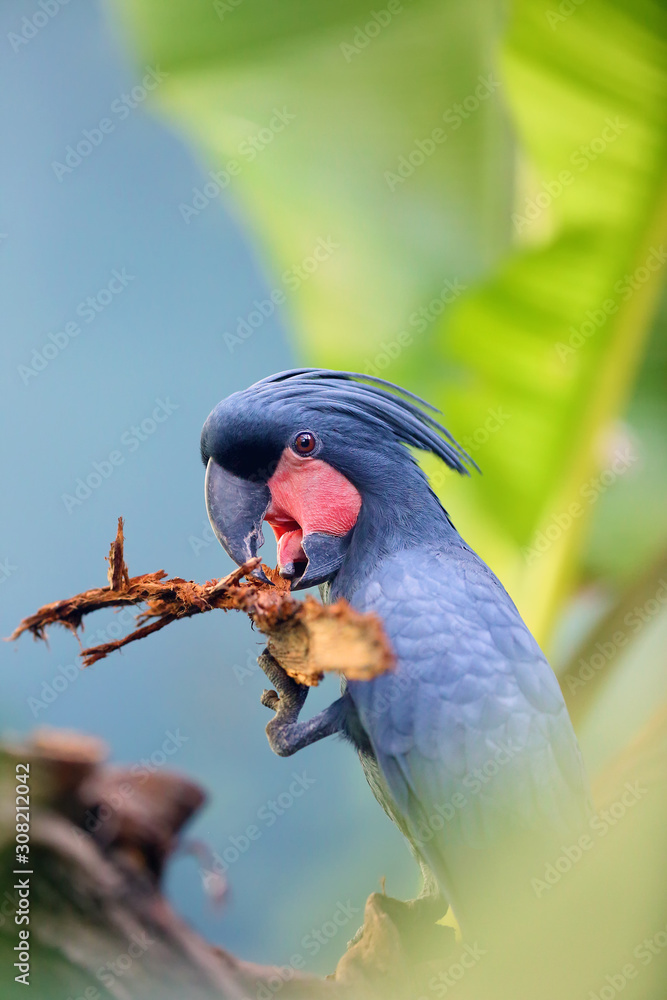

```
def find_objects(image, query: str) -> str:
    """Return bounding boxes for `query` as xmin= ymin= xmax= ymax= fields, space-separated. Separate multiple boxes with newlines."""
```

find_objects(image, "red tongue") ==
xmin=277 ymin=527 xmax=306 ymax=569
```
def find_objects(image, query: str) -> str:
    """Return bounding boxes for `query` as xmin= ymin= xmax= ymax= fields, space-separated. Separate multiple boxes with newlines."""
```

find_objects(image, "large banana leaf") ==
xmin=427 ymin=0 xmax=667 ymax=638
xmin=108 ymin=0 xmax=514 ymax=360
xmin=98 ymin=6 xmax=667 ymax=990
xmin=108 ymin=0 xmax=667 ymax=646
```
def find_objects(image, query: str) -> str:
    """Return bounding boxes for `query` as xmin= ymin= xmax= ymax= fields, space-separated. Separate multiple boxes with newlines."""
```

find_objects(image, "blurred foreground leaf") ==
xmin=110 ymin=0 xmax=514 ymax=361
xmin=431 ymin=0 xmax=667 ymax=640
xmin=109 ymin=0 xmax=667 ymax=646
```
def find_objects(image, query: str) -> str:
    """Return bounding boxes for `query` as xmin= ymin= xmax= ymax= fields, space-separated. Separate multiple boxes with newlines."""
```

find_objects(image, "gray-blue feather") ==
xmin=201 ymin=368 xmax=592 ymax=931
xmin=340 ymin=542 xmax=591 ymax=925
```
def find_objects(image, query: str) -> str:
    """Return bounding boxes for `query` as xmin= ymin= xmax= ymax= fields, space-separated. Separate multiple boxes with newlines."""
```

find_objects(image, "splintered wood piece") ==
xmin=107 ymin=515 xmax=130 ymax=591
xmin=9 ymin=518 xmax=394 ymax=685
xmin=266 ymin=598 xmax=394 ymax=685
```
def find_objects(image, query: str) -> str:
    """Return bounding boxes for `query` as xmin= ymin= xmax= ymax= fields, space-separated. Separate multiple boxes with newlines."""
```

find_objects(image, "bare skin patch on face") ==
xmin=264 ymin=449 xmax=361 ymax=572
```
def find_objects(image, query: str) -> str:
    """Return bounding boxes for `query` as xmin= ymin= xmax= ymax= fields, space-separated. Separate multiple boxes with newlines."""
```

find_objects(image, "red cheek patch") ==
xmin=265 ymin=449 xmax=361 ymax=570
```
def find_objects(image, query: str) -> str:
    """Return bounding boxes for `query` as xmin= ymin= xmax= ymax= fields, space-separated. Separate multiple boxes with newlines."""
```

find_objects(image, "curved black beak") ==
xmin=205 ymin=459 xmax=355 ymax=591
xmin=205 ymin=459 xmax=270 ymax=578
xmin=285 ymin=529 xmax=354 ymax=591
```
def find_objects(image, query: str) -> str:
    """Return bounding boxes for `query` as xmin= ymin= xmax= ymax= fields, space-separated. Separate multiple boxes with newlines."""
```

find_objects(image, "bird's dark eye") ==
xmin=293 ymin=431 xmax=317 ymax=456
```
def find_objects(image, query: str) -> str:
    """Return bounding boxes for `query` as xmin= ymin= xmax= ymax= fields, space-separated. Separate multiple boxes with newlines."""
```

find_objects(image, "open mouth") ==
xmin=263 ymin=508 xmax=308 ymax=581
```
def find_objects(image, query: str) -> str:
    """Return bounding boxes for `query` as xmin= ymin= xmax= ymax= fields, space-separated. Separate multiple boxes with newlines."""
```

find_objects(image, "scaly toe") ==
xmin=261 ymin=689 xmax=280 ymax=711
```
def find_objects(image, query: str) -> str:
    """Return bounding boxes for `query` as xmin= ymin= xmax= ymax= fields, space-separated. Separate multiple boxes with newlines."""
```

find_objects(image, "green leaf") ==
xmin=109 ymin=0 xmax=667 ymax=644
xmin=109 ymin=0 xmax=515 ymax=361
xmin=424 ymin=0 xmax=667 ymax=639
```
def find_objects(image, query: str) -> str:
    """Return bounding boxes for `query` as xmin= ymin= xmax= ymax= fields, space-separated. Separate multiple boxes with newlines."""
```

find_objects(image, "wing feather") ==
xmin=346 ymin=545 xmax=591 ymax=926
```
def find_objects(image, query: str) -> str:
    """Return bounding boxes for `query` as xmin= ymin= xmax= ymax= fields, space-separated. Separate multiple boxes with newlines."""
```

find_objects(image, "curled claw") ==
xmin=261 ymin=688 xmax=280 ymax=712
xmin=258 ymin=650 xmax=308 ymax=709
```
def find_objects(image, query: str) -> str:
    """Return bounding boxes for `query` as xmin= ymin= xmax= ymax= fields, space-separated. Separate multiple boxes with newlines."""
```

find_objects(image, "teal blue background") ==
xmin=0 ymin=0 xmax=414 ymax=974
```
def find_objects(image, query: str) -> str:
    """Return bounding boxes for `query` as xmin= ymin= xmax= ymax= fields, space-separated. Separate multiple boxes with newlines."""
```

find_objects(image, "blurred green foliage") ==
xmin=439 ymin=0 xmax=667 ymax=641
xmin=111 ymin=0 xmax=667 ymax=641
xmin=112 ymin=0 xmax=514 ymax=363
xmin=108 ymin=0 xmax=667 ymax=990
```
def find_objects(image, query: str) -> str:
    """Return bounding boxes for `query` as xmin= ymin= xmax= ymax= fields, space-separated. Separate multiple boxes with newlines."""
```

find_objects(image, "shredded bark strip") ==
xmin=9 ymin=518 xmax=394 ymax=686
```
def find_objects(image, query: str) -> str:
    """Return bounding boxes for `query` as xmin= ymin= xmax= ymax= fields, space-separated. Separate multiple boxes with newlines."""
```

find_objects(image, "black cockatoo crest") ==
xmin=201 ymin=368 xmax=476 ymax=589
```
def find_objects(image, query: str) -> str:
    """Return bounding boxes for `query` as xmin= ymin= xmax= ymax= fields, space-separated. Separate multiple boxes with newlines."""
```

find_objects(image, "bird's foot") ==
xmin=258 ymin=650 xmax=308 ymax=725
xmin=257 ymin=651 xmax=348 ymax=758
xmin=257 ymin=649 xmax=310 ymax=756
xmin=259 ymin=688 xmax=281 ymax=712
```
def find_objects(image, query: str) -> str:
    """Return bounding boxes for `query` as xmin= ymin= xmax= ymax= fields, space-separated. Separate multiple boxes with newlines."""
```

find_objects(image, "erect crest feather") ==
xmin=244 ymin=368 xmax=478 ymax=476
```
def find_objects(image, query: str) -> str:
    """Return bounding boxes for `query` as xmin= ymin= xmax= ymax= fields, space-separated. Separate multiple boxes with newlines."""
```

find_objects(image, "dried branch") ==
xmin=8 ymin=518 xmax=394 ymax=686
